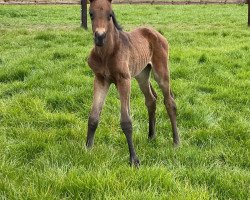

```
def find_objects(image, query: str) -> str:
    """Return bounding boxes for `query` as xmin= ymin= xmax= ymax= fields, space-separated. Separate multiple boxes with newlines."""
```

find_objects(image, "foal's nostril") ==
xmin=94 ymin=32 xmax=107 ymax=46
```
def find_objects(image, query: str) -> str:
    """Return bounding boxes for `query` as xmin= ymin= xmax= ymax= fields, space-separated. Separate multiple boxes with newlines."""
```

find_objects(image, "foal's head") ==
xmin=89 ymin=0 xmax=121 ymax=47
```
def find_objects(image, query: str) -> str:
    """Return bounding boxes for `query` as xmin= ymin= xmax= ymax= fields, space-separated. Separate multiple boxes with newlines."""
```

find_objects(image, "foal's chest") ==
xmin=100 ymin=67 xmax=112 ymax=80
xmin=93 ymin=62 xmax=129 ymax=83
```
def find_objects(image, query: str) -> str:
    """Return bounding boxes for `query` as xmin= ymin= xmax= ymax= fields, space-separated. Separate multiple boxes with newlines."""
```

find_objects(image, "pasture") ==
xmin=0 ymin=4 xmax=250 ymax=199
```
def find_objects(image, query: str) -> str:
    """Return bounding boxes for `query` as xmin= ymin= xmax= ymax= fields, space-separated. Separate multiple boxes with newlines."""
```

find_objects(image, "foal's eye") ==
xmin=108 ymin=13 xmax=112 ymax=20
xmin=89 ymin=13 xmax=94 ymax=20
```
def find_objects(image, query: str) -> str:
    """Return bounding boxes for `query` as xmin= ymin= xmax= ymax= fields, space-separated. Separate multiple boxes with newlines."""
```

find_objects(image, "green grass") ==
xmin=0 ymin=4 xmax=250 ymax=199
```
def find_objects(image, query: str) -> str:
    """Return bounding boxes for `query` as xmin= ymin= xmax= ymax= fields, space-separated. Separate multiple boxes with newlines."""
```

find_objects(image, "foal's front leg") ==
xmin=116 ymin=78 xmax=140 ymax=167
xmin=86 ymin=76 xmax=110 ymax=148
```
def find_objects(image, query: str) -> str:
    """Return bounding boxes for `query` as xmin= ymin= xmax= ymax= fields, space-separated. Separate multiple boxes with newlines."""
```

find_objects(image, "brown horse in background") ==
xmin=86 ymin=0 xmax=180 ymax=167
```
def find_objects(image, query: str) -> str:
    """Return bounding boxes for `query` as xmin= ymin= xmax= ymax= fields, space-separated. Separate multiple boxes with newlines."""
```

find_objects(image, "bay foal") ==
xmin=86 ymin=0 xmax=180 ymax=167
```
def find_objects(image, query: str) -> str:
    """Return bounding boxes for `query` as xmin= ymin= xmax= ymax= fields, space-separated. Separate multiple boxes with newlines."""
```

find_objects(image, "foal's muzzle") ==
xmin=94 ymin=32 xmax=106 ymax=47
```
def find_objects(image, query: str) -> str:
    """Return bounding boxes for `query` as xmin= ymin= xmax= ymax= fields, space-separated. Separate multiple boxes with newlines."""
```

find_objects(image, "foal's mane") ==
xmin=111 ymin=11 xmax=122 ymax=31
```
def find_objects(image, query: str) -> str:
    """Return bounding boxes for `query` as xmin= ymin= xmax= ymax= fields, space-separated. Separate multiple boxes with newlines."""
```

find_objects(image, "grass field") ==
xmin=0 ymin=4 xmax=250 ymax=199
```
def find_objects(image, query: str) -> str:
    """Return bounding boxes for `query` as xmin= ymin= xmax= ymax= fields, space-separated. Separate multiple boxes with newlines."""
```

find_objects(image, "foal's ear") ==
xmin=108 ymin=0 xmax=112 ymax=2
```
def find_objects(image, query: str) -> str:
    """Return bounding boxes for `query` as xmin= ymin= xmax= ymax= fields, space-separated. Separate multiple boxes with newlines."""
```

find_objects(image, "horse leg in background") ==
xmin=135 ymin=65 xmax=157 ymax=140
xmin=116 ymin=78 xmax=140 ymax=167
xmin=152 ymin=56 xmax=180 ymax=146
xmin=86 ymin=76 xmax=110 ymax=148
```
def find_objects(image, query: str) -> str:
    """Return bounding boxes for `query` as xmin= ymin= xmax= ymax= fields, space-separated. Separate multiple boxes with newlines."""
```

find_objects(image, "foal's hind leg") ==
xmin=135 ymin=65 xmax=157 ymax=139
xmin=152 ymin=57 xmax=180 ymax=146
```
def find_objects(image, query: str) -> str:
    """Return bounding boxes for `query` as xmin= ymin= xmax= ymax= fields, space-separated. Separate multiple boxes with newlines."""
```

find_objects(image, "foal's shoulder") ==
xmin=88 ymin=48 xmax=101 ymax=68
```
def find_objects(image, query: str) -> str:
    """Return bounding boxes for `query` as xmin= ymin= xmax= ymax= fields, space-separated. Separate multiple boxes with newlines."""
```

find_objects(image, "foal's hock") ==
xmin=86 ymin=0 xmax=180 ymax=167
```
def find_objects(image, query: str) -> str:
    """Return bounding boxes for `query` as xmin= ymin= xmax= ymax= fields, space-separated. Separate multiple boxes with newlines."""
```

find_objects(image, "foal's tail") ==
xmin=170 ymin=90 xmax=175 ymax=99
xmin=149 ymin=84 xmax=174 ymax=100
xmin=150 ymin=83 xmax=158 ymax=99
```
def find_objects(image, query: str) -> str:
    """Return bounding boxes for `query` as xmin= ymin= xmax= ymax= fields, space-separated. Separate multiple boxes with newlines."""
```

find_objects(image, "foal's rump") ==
xmin=138 ymin=27 xmax=168 ymax=50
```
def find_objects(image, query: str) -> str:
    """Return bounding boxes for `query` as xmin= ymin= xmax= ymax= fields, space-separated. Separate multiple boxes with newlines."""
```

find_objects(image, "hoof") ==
xmin=86 ymin=141 xmax=94 ymax=149
xmin=173 ymin=140 xmax=180 ymax=148
xmin=130 ymin=157 xmax=140 ymax=168
xmin=148 ymin=134 xmax=156 ymax=141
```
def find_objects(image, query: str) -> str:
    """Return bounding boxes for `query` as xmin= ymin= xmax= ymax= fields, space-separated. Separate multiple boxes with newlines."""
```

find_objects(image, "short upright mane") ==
xmin=111 ymin=11 xmax=122 ymax=31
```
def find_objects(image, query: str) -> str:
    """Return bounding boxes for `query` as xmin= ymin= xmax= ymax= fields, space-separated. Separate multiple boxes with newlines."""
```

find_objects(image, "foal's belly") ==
xmin=128 ymin=42 xmax=152 ymax=77
xmin=127 ymin=30 xmax=153 ymax=77
xmin=129 ymin=58 xmax=151 ymax=77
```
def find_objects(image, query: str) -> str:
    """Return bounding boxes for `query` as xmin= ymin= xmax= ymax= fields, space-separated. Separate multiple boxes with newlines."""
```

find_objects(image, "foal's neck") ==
xmin=95 ymin=24 xmax=119 ymax=58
